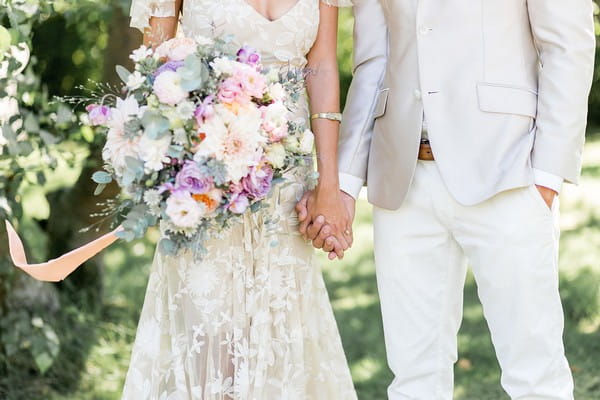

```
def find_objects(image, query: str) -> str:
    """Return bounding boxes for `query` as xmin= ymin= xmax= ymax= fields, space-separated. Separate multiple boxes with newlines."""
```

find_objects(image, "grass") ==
xmin=39 ymin=133 xmax=600 ymax=399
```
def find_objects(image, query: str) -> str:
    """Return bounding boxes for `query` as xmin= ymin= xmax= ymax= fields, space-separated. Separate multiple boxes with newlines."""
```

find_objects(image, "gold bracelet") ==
xmin=310 ymin=112 xmax=342 ymax=123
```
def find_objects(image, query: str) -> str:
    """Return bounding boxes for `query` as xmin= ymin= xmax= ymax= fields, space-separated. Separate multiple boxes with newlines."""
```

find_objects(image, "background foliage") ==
xmin=0 ymin=1 xmax=599 ymax=399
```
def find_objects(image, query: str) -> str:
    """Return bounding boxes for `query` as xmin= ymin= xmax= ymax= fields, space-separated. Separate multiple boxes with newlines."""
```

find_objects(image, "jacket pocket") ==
xmin=373 ymin=88 xmax=389 ymax=119
xmin=477 ymin=82 xmax=538 ymax=118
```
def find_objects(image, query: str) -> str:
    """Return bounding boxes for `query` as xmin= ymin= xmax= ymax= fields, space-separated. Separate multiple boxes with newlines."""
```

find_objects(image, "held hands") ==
xmin=295 ymin=189 xmax=356 ymax=260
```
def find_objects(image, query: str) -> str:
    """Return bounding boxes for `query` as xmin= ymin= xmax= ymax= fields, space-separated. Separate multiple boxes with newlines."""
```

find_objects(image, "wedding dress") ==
xmin=122 ymin=1 xmax=357 ymax=399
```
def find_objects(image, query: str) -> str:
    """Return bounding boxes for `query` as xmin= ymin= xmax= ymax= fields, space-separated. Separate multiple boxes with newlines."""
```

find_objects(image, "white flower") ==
xmin=0 ymin=96 xmax=19 ymax=124
xmin=143 ymin=188 xmax=162 ymax=207
xmin=262 ymin=101 xmax=289 ymax=141
xmin=162 ymin=106 xmax=184 ymax=129
xmin=266 ymin=142 xmax=286 ymax=168
xmin=299 ymin=129 xmax=314 ymax=154
xmin=210 ymin=57 xmax=236 ymax=77
xmin=0 ymin=61 xmax=9 ymax=80
xmin=165 ymin=191 xmax=205 ymax=228
xmin=265 ymin=68 xmax=280 ymax=84
xmin=130 ymin=45 xmax=152 ymax=63
xmin=155 ymin=37 xmax=197 ymax=61
xmin=138 ymin=134 xmax=171 ymax=171
xmin=268 ymin=83 xmax=287 ymax=102
xmin=10 ymin=43 xmax=29 ymax=75
xmin=102 ymin=128 xmax=141 ymax=177
xmin=176 ymin=100 xmax=195 ymax=119
xmin=173 ymin=127 xmax=187 ymax=145
xmin=109 ymin=96 xmax=141 ymax=129
xmin=126 ymin=71 xmax=146 ymax=90
xmin=143 ymin=189 xmax=163 ymax=216
xmin=283 ymin=135 xmax=300 ymax=153
xmin=193 ymin=35 xmax=214 ymax=46
xmin=194 ymin=105 xmax=265 ymax=181
xmin=153 ymin=70 xmax=188 ymax=105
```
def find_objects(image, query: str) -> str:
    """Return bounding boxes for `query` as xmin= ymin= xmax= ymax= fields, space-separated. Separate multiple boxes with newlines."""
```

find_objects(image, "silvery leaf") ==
xmin=116 ymin=229 xmax=135 ymax=242
xmin=39 ymin=129 xmax=59 ymax=145
xmin=91 ymin=170 xmax=113 ymax=184
xmin=141 ymin=110 xmax=169 ymax=139
xmin=115 ymin=65 xmax=131 ymax=84
xmin=93 ymin=183 xmax=107 ymax=196
xmin=159 ymin=238 xmax=176 ymax=255
xmin=24 ymin=113 xmax=39 ymax=133
xmin=167 ymin=144 xmax=184 ymax=158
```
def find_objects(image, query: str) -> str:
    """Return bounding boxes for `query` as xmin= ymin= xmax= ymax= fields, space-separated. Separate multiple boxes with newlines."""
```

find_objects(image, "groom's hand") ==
xmin=322 ymin=191 xmax=356 ymax=259
xmin=536 ymin=185 xmax=558 ymax=209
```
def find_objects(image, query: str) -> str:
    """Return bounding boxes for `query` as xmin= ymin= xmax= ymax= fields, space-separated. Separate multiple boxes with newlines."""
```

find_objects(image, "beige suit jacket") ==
xmin=338 ymin=0 xmax=596 ymax=209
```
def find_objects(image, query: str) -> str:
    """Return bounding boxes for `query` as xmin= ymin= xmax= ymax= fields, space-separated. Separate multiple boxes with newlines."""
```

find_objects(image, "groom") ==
xmin=298 ymin=0 xmax=596 ymax=398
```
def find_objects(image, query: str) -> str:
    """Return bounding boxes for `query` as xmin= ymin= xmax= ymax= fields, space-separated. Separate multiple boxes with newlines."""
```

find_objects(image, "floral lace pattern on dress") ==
xmin=124 ymin=1 xmax=357 ymax=399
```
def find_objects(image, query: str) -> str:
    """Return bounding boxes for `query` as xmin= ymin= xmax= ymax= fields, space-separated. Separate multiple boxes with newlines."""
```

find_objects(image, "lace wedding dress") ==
xmin=123 ymin=1 xmax=357 ymax=399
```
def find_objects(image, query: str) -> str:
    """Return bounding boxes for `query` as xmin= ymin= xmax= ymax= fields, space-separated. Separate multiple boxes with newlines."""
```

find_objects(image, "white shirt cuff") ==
xmin=339 ymin=173 xmax=364 ymax=200
xmin=533 ymin=168 xmax=563 ymax=193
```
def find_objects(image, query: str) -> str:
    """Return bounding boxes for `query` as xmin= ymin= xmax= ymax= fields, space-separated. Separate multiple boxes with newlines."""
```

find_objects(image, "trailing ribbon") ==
xmin=4 ymin=220 xmax=122 ymax=282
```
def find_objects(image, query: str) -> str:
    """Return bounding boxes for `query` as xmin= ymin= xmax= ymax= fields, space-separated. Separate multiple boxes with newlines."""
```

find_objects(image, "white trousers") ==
xmin=373 ymin=161 xmax=573 ymax=400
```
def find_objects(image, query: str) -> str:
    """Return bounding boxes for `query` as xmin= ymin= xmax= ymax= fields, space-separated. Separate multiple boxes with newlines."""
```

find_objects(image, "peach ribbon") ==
xmin=4 ymin=220 xmax=123 ymax=282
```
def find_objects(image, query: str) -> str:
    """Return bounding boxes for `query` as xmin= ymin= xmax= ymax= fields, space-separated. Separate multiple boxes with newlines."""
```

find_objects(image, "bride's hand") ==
xmin=296 ymin=187 xmax=353 ymax=251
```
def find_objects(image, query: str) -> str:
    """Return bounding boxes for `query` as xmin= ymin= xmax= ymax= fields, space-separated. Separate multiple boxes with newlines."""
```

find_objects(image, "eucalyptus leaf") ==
xmin=93 ymin=183 xmax=107 ymax=196
xmin=115 ymin=65 xmax=131 ymax=84
xmin=141 ymin=110 xmax=170 ymax=139
xmin=39 ymin=129 xmax=59 ymax=145
xmin=56 ymin=104 xmax=73 ymax=125
xmin=91 ymin=171 xmax=113 ymax=184
xmin=23 ymin=112 xmax=39 ymax=133
xmin=125 ymin=156 xmax=145 ymax=175
xmin=167 ymin=144 xmax=184 ymax=158
xmin=116 ymin=229 xmax=135 ymax=242
xmin=159 ymin=238 xmax=176 ymax=255
xmin=18 ymin=140 xmax=33 ymax=156
xmin=2 ymin=124 xmax=20 ymax=155
xmin=179 ymin=55 xmax=204 ymax=91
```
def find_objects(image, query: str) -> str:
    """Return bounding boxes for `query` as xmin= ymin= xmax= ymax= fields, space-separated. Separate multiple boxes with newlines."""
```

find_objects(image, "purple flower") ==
xmin=194 ymin=95 xmax=215 ymax=124
xmin=154 ymin=60 xmax=185 ymax=77
xmin=228 ymin=193 xmax=249 ymax=214
xmin=86 ymin=104 xmax=110 ymax=126
xmin=236 ymin=45 xmax=261 ymax=66
xmin=174 ymin=160 xmax=214 ymax=194
xmin=241 ymin=164 xmax=273 ymax=200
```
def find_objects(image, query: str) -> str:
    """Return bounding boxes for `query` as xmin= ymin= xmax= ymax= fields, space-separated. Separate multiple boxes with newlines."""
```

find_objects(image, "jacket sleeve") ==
xmin=527 ymin=0 xmax=596 ymax=184
xmin=338 ymin=0 xmax=388 ymax=199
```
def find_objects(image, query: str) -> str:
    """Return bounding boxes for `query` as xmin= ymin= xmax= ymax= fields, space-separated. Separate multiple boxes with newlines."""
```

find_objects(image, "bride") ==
xmin=122 ymin=0 xmax=357 ymax=398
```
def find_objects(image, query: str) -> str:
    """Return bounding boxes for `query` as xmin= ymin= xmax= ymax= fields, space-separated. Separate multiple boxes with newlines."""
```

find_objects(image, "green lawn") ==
xmin=50 ymin=134 xmax=600 ymax=400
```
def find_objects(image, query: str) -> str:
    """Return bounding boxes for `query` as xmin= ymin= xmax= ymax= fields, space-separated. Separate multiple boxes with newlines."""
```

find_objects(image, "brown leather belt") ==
xmin=418 ymin=142 xmax=435 ymax=161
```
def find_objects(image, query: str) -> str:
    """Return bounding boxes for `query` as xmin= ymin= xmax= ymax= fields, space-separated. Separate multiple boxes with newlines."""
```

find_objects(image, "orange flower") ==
xmin=192 ymin=192 xmax=220 ymax=212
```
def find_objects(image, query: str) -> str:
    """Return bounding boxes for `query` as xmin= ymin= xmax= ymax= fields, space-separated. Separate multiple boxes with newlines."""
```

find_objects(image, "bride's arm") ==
xmin=143 ymin=0 xmax=183 ymax=47
xmin=129 ymin=0 xmax=182 ymax=47
xmin=299 ymin=3 xmax=352 ymax=257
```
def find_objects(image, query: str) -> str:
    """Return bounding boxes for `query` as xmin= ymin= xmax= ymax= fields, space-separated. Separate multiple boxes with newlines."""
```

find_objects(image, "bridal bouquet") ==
xmin=79 ymin=36 xmax=314 ymax=257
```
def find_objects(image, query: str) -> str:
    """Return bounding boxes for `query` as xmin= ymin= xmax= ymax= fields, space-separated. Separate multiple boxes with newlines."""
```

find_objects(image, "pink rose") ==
xmin=218 ymin=77 xmax=247 ymax=105
xmin=155 ymin=38 xmax=197 ymax=61
xmin=236 ymin=68 xmax=267 ymax=99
